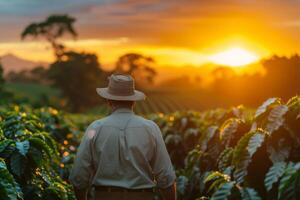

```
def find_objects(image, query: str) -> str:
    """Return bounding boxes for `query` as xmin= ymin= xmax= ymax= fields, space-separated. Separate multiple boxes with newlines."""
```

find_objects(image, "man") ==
xmin=69 ymin=74 xmax=176 ymax=200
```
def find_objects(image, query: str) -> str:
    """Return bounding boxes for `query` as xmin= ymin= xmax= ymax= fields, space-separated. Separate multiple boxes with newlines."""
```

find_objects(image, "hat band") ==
xmin=108 ymin=86 xmax=134 ymax=96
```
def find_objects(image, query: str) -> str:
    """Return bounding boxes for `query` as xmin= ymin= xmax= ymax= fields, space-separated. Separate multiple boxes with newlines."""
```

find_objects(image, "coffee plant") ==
xmin=0 ymin=106 xmax=78 ymax=200
xmin=151 ymin=96 xmax=300 ymax=200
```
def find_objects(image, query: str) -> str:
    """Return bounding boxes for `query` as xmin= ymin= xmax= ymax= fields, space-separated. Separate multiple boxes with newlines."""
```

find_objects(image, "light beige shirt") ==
xmin=69 ymin=108 xmax=176 ymax=190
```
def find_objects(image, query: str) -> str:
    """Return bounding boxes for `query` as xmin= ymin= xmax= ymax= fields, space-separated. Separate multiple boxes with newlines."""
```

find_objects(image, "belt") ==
xmin=94 ymin=186 xmax=155 ymax=193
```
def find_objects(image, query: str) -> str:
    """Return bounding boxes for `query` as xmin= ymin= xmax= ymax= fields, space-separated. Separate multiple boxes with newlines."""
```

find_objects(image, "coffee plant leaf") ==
xmin=247 ymin=133 xmax=265 ymax=157
xmin=207 ymin=178 xmax=228 ymax=194
xmin=233 ymin=130 xmax=256 ymax=165
xmin=177 ymin=175 xmax=189 ymax=195
xmin=0 ymin=159 xmax=18 ymax=200
xmin=233 ymin=150 xmax=251 ymax=184
xmin=255 ymin=98 xmax=281 ymax=119
xmin=219 ymin=118 xmax=241 ymax=146
xmin=278 ymin=162 xmax=300 ymax=199
xmin=205 ymin=171 xmax=230 ymax=183
xmin=16 ymin=140 xmax=30 ymax=156
xmin=28 ymin=136 xmax=53 ymax=158
xmin=266 ymin=105 xmax=289 ymax=134
xmin=240 ymin=187 xmax=262 ymax=200
xmin=217 ymin=148 xmax=234 ymax=171
xmin=10 ymin=152 xmax=25 ymax=177
xmin=29 ymin=146 xmax=44 ymax=167
xmin=267 ymin=144 xmax=291 ymax=163
xmin=286 ymin=96 xmax=300 ymax=108
xmin=0 ymin=139 xmax=15 ymax=154
xmin=264 ymin=162 xmax=286 ymax=191
xmin=211 ymin=181 xmax=235 ymax=200
xmin=0 ymin=128 xmax=4 ymax=140
xmin=42 ymin=181 xmax=69 ymax=200
xmin=232 ymin=131 xmax=266 ymax=183
xmin=200 ymin=126 xmax=218 ymax=152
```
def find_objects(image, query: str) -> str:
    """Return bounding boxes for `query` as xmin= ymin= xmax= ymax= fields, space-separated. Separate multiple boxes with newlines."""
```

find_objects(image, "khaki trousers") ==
xmin=94 ymin=191 xmax=154 ymax=200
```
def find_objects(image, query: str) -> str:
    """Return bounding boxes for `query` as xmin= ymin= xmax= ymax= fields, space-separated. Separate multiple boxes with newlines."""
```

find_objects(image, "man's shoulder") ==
xmin=87 ymin=114 xmax=159 ymax=132
xmin=132 ymin=115 xmax=159 ymax=130
xmin=87 ymin=116 xmax=109 ymax=130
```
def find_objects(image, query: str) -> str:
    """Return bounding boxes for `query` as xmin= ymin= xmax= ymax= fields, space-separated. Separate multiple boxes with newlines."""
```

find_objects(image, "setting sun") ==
xmin=209 ymin=47 xmax=259 ymax=67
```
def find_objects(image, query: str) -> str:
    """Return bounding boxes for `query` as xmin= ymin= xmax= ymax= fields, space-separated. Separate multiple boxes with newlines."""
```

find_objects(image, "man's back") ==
xmin=70 ymin=108 xmax=176 ymax=190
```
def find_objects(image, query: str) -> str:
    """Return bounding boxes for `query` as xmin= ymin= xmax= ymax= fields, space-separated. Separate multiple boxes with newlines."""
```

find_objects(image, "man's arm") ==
xmin=150 ymin=122 xmax=177 ymax=199
xmin=69 ymin=127 xmax=96 ymax=200
xmin=160 ymin=182 xmax=177 ymax=200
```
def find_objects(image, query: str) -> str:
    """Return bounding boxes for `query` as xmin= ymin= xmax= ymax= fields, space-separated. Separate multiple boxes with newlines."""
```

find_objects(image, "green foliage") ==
xmin=158 ymin=96 xmax=300 ymax=199
xmin=217 ymin=148 xmax=233 ymax=171
xmin=1 ymin=96 xmax=300 ymax=200
xmin=219 ymin=118 xmax=240 ymax=147
xmin=210 ymin=181 xmax=235 ymax=200
xmin=10 ymin=151 xmax=25 ymax=177
xmin=247 ymin=132 xmax=265 ymax=157
xmin=204 ymin=171 xmax=231 ymax=194
xmin=232 ymin=129 xmax=266 ymax=184
xmin=264 ymin=162 xmax=286 ymax=191
xmin=240 ymin=187 xmax=261 ymax=200
xmin=266 ymin=105 xmax=289 ymax=134
xmin=278 ymin=162 xmax=300 ymax=200
xmin=0 ymin=158 xmax=21 ymax=200
xmin=4 ymin=82 xmax=61 ymax=106
xmin=0 ymin=107 xmax=76 ymax=200
xmin=255 ymin=97 xmax=281 ymax=119
xmin=177 ymin=175 xmax=189 ymax=196
xmin=16 ymin=140 xmax=30 ymax=156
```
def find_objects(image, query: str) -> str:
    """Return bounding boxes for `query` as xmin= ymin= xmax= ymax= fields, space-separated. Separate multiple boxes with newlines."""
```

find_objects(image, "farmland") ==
xmin=1 ymin=96 xmax=300 ymax=200
xmin=5 ymin=83 xmax=228 ymax=115
xmin=5 ymin=83 xmax=60 ymax=103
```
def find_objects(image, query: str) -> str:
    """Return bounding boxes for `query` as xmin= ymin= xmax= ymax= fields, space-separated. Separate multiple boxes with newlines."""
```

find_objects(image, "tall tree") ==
xmin=48 ymin=51 xmax=105 ymax=112
xmin=115 ymin=53 xmax=157 ymax=88
xmin=21 ymin=14 xmax=77 ymax=59
xmin=21 ymin=14 xmax=107 ymax=111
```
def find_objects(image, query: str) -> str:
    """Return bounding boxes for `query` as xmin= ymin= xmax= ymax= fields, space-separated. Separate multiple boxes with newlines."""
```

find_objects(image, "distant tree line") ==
xmin=210 ymin=55 xmax=300 ymax=106
xmin=20 ymin=14 xmax=157 ymax=112
xmin=6 ymin=66 xmax=48 ymax=84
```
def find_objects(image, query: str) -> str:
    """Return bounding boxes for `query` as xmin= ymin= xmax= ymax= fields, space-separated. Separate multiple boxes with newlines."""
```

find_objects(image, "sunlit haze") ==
xmin=209 ymin=47 xmax=259 ymax=67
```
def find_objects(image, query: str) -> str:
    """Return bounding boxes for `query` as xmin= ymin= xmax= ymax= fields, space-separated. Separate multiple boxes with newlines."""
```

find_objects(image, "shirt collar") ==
xmin=112 ymin=107 xmax=134 ymax=114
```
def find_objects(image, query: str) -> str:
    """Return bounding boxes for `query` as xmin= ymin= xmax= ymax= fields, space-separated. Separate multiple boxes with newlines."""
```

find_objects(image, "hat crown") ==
xmin=108 ymin=74 xmax=135 ymax=96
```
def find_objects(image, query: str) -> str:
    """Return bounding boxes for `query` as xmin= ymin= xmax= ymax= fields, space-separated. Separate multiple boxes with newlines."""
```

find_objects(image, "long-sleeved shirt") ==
xmin=69 ymin=108 xmax=176 ymax=190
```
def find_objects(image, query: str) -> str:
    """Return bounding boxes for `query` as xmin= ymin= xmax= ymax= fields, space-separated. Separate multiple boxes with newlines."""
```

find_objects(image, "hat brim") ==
xmin=96 ymin=88 xmax=146 ymax=101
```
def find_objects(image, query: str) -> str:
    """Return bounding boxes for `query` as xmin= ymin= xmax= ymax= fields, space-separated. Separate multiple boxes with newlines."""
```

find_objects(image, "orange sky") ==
xmin=1 ymin=0 xmax=300 ymax=68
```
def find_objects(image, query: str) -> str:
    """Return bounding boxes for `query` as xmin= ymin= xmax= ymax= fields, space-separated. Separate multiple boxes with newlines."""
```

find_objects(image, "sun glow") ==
xmin=209 ymin=47 xmax=259 ymax=67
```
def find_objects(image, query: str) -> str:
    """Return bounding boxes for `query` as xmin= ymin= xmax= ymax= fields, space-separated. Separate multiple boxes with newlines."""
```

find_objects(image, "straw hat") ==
xmin=96 ymin=74 xmax=146 ymax=101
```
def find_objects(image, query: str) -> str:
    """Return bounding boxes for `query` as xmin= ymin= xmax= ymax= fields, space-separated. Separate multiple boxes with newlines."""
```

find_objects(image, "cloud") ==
xmin=0 ymin=0 xmax=112 ymax=16
xmin=1 ymin=0 xmax=300 ymax=65
xmin=2 ymin=0 xmax=300 ymax=44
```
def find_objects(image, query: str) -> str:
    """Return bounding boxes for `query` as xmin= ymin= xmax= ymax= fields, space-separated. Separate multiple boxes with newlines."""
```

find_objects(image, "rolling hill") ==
xmin=0 ymin=53 xmax=49 ymax=75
